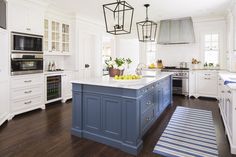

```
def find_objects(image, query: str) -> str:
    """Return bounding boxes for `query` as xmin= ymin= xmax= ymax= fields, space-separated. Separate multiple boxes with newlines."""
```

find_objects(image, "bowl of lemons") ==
xmin=113 ymin=75 xmax=142 ymax=82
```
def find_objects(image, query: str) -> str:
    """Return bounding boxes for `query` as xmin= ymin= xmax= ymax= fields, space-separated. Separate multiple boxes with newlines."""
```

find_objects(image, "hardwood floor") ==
xmin=0 ymin=96 xmax=235 ymax=157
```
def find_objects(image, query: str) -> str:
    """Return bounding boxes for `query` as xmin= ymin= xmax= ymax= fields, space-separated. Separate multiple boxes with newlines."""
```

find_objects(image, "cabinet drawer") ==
xmin=11 ymin=85 xmax=43 ymax=100
xmin=11 ymin=75 xmax=44 ymax=89
xmin=197 ymin=72 xmax=217 ymax=80
xmin=11 ymin=95 xmax=43 ymax=113
xmin=140 ymin=92 xmax=154 ymax=114
xmin=141 ymin=106 xmax=155 ymax=134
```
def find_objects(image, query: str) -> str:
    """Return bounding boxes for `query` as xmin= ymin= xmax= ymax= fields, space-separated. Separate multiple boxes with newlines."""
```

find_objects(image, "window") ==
xmin=102 ymin=37 xmax=114 ymax=75
xmin=204 ymin=33 xmax=219 ymax=65
xmin=146 ymin=42 xmax=157 ymax=65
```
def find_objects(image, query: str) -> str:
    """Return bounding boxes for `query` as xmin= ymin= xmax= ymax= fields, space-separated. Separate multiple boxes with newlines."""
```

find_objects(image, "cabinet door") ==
xmin=196 ymin=72 xmax=218 ymax=96
xmin=8 ymin=2 xmax=28 ymax=33
xmin=62 ymin=72 xmax=73 ymax=100
xmin=44 ymin=19 xmax=49 ymax=52
xmin=62 ymin=23 xmax=70 ymax=53
xmin=158 ymin=88 xmax=164 ymax=112
xmin=154 ymin=83 xmax=160 ymax=117
xmin=83 ymin=94 xmax=102 ymax=133
xmin=0 ymin=29 xmax=8 ymax=82
xmin=102 ymin=96 xmax=122 ymax=139
xmin=0 ymin=81 xmax=9 ymax=125
xmin=189 ymin=71 xmax=196 ymax=95
xmin=226 ymin=90 xmax=233 ymax=137
xmin=8 ymin=2 xmax=44 ymax=35
xmin=28 ymin=7 xmax=44 ymax=35
xmin=51 ymin=21 xmax=60 ymax=52
xmin=233 ymin=11 xmax=236 ymax=51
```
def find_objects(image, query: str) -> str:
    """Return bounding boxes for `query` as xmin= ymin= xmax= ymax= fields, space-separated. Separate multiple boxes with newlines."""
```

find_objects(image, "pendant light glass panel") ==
xmin=103 ymin=1 xmax=134 ymax=35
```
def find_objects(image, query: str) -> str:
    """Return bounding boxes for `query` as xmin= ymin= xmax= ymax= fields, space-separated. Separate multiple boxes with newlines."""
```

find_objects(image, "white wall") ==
xmin=116 ymin=38 xmax=140 ymax=73
xmin=155 ymin=18 xmax=227 ymax=68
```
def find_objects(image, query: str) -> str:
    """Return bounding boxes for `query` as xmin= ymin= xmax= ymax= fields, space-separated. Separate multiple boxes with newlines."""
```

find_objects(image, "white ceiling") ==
xmin=47 ymin=0 xmax=231 ymax=22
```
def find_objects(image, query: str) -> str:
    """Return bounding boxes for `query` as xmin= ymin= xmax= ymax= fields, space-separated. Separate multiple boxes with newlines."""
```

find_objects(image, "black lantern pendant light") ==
xmin=103 ymin=0 xmax=134 ymax=35
xmin=136 ymin=4 xmax=157 ymax=42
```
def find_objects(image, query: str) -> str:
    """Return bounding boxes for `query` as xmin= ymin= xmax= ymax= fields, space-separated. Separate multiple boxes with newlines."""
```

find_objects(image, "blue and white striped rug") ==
xmin=153 ymin=106 xmax=219 ymax=157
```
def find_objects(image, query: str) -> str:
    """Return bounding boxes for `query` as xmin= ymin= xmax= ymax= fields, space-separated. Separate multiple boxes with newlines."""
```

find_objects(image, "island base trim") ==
xmin=71 ymin=128 xmax=143 ymax=155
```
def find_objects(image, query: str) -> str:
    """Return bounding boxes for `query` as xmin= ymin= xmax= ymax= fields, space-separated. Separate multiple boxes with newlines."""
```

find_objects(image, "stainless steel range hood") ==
xmin=157 ymin=17 xmax=195 ymax=45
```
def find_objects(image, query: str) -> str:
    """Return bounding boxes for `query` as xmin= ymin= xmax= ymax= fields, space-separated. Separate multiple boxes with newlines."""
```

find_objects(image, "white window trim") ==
xmin=200 ymin=31 xmax=222 ymax=66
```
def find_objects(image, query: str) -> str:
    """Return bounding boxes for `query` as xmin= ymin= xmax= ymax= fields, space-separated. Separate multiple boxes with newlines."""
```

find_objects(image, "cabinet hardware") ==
xmin=24 ymin=90 xmax=32 ymax=94
xmin=24 ymin=80 xmax=32 ymax=83
xmin=228 ymin=91 xmax=231 ymax=94
xmin=24 ymin=101 xmax=32 ymax=104
xmin=146 ymin=101 xmax=151 ymax=105
xmin=26 ymin=28 xmax=31 ymax=31
xmin=146 ymin=117 xmax=150 ymax=121
xmin=219 ymin=83 xmax=222 ymax=85
xmin=221 ymin=91 xmax=225 ymax=93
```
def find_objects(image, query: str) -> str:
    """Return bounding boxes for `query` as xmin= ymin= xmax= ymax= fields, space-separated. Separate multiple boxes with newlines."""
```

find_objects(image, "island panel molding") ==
xmin=71 ymin=74 xmax=173 ymax=155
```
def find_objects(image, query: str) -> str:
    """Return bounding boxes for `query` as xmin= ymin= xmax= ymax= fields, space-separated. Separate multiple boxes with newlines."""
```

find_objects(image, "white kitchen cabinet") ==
xmin=44 ymin=18 xmax=71 ymax=55
xmin=226 ymin=6 xmax=236 ymax=72
xmin=0 ymin=28 xmax=9 ymax=125
xmin=218 ymin=73 xmax=236 ymax=154
xmin=0 ymin=28 xmax=9 ymax=82
xmin=62 ymin=71 xmax=73 ymax=103
xmin=9 ymin=74 xmax=45 ymax=120
xmin=8 ymin=0 xmax=44 ymax=35
xmin=189 ymin=70 xmax=196 ymax=97
xmin=0 ymin=81 xmax=9 ymax=125
xmin=195 ymin=71 xmax=218 ymax=98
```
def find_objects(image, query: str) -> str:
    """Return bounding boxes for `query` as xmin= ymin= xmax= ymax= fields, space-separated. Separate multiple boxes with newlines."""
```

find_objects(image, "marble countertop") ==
xmin=71 ymin=72 xmax=173 ymax=90
xmin=219 ymin=72 xmax=236 ymax=90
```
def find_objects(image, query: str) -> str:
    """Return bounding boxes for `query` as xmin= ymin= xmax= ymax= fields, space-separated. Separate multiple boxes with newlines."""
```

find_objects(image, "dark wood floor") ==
xmin=0 ymin=96 xmax=235 ymax=157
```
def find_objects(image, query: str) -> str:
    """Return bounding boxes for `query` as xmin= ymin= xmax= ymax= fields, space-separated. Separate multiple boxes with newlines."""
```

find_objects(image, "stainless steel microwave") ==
xmin=11 ymin=32 xmax=43 ymax=53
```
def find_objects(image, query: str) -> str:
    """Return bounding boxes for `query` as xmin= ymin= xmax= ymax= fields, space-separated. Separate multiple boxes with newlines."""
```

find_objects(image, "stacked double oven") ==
xmin=11 ymin=32 xmax=43 ymax=75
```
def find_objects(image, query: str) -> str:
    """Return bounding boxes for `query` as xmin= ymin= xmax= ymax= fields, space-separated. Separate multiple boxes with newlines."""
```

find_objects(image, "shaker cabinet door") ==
xmin=83 ymin=94 xmax=102 ymax=133
xmin=102 ymin=96 xmax=122 ymax=140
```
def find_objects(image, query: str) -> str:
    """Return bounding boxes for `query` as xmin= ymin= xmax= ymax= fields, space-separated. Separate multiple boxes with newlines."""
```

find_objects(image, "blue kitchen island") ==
xmin=71 ymin=72 xmax=173 ymax=155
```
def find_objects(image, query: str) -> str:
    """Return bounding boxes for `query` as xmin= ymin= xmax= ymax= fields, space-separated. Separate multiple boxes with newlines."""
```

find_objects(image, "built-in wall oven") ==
xmin=11 ymin=32 xmax=43 ymax=75
xmin=11 ymin=53 xmax=43 ymax=75
xmin=162 ymin=68 xmax=189 ymax=96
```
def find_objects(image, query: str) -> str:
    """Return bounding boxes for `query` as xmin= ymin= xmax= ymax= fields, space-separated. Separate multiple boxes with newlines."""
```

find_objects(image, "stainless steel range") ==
xmin=162 ymin=67 xmax=189 ymax=96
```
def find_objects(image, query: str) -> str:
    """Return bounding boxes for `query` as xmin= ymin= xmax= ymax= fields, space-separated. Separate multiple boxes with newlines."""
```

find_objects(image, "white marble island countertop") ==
xmin=219 ymin=72 xmax=236 ymax=90
xmin=71 ymin=72 xmax=173 ymax=90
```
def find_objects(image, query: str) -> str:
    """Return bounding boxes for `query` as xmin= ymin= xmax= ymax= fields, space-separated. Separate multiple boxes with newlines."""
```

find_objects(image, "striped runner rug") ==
xmin=153 ymin=106 xmax=218 ymax=157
